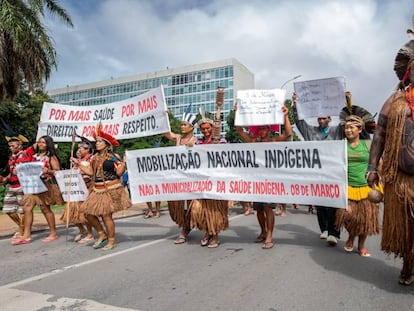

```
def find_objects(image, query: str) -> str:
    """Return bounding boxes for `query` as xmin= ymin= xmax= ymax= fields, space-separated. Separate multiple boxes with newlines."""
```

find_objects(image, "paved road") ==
xmin=1 ymin=207 xmax=413 ymax=311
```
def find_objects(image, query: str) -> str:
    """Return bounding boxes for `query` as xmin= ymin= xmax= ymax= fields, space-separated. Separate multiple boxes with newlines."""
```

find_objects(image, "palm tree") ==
xmin=0 ymin=0 xmax=73 ymax=102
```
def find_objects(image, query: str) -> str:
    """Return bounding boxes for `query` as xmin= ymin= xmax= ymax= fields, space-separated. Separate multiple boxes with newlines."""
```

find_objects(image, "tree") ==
xmin=225 ymin=109 xmax=242 ymax=143
xmin=0 ymin=87 xmax=46 ymax=170
xmin=0 ymin=0 xmax=73 ymax=102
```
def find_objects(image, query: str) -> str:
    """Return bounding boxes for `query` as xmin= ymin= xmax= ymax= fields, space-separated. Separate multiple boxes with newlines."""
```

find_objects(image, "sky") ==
xmin=45 ymin=0 xmax=414 ymax=116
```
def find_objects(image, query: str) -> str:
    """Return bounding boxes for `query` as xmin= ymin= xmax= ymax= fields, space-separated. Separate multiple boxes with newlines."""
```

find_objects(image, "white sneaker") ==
xmin=327 ymin=235 xmax=338 ymax=246
xmin=319 ymin=231 xmax=328 ymax=239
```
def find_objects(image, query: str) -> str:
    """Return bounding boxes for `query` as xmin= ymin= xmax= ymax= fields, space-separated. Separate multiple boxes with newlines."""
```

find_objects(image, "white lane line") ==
xmin=1 ymin=214 xmax=245 ymax=290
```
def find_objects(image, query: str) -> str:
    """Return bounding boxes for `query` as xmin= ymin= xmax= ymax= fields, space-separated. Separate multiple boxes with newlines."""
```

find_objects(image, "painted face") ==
xmin=344 ymin=123 xmax=362 ymax=140
xmin=8 ymin=141 xmax=22 ymax=154
xmin=77 ymin=144 xmax=90 ymax=157
xmin=200 ymin=122 xmax=213 ymax=138
xmin=317 ymin=117 xmax=330 ymax=129
xmin=180 ymin=121 xmax=194 ymax=134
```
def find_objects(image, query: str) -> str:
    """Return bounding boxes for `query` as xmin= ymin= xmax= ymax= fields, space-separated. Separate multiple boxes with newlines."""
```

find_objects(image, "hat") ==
xmin=248 ymin=124 xmax=280 ymax=137
xmin=182 ymin=112 xmax=197 ymax=127
xmin=93 ymin=122 xmax=119 ymax=146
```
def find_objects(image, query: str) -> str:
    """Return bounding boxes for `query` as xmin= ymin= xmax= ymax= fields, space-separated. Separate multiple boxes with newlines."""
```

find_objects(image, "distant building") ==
xmin=48 ymin=58 xmax=254 ymax=134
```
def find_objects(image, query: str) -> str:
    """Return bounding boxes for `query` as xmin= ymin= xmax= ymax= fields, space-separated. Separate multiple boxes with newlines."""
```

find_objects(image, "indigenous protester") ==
xmin=235 ymin=103 xmax=292 ymax=249
xmin=241 ymin=201 xmax=253 ymax=216
xmin=164 ymin=110 xmax=198 ymax=244
xmin=336 ymin=115 xmax=380 ymax=257
xmin=191 ymin=111 xmax=229 ymax=248
xmin=292 ymin=92 xmax=376 ymax=246
xmin=74 ymin=123 xmax=131 ymax=250
xmin=16 ymin=135 xmax=63 ymax=245
xmin=0 ymin=132 xmax=30 ymax=244
xmin=292 ymin=94 xmax=342 ymax=245
xmin=144 ymin=201 xmax=161 ymax=219
xmin=367 ymin=32 xmax=414 ymax=286
xmin=61 ymin=137 xmax=95 ymax=244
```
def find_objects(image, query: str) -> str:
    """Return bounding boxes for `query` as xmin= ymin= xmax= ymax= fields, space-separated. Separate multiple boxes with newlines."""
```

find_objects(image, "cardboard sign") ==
xmin=294 ymin=77 xmax=346 ymax=119
xmin=55 ymin=169 xmax=89 ymax=202
xmin=235 ymin=89 xmax=286 ymax=126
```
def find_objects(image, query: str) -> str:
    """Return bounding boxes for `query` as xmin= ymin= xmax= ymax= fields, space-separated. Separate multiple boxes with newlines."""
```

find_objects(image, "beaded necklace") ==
xmin=94 ymin=151 xmax=112 ymax=180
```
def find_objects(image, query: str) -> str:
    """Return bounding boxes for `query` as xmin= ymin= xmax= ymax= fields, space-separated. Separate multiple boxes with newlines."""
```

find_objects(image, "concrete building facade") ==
xmin=48 ymin=58 xmax=254 ymax=134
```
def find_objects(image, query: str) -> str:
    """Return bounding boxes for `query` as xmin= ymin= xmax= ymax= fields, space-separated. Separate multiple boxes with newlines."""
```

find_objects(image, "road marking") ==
xmin=1 ymin=214 xmax=244 ymax=290
xmin=0 ymin=288 xmax=139 ymax=311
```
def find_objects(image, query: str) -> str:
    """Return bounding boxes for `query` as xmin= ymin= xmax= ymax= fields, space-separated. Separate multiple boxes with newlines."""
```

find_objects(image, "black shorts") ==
xmin=253 ymin=202 xmax=276 ymax=210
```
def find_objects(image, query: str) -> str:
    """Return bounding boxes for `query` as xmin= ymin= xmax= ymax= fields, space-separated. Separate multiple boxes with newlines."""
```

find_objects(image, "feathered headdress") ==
xmin=394 ymin=16 xmax=414 ymax=89
xmin=0 ymin=118 xmax=29 ymax=145
xmin=182 ymin=103 xmax=197 ymax=127
xmin=93 ymin=122 xmax=119 ymax=146
xmin=339 ymin=92 xmax=376 ymax=138
xmin=197 ymin=106 xmax=214 ymax=126
xmin=76 ymin=133 xmax=94 ymax=151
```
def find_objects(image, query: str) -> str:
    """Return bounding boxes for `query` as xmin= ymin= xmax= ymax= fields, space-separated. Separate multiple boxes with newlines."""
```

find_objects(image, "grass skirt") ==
xmin=189 ymin=199 xmax=229 ymax=235
xmin=168 ymin=200 xmax=192 ymax=229
xmin=60 ymin=201 xmax=86 ymax=224
xmin=381 ymin=172 xmax=414 ymax=259
xmin=82 ymin=184 xmax=131 ymax=216
xmin=336 ymin=198 xmax=380 ymax=237
xmin=21 ymin=183 xmax=63 ymax=208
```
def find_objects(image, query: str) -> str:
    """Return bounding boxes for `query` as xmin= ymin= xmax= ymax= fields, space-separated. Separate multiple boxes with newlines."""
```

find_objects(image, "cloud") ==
xmin=46 ymin=0 xmax=414 ymax=115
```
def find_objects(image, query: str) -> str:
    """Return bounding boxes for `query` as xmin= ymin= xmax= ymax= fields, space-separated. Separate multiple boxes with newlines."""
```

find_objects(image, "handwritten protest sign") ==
xmin=55 ymin=169 xmax=88 ymax=202
xmin=293 ymin=77 xmax=346 ymax=119
xmin=16 ymin=162 xmax=47 ymax=194
xmin=37 ymin=86 xmax=171 ymax=142
xmin=235 ymin=89 xmax=286 ymax=126
xmin=126 ymin=140 xmax=348 ymax=208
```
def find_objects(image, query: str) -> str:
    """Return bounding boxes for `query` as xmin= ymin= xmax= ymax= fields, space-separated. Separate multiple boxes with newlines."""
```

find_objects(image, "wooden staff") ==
xmin=65 ymin=128 xmax=77 ymax=229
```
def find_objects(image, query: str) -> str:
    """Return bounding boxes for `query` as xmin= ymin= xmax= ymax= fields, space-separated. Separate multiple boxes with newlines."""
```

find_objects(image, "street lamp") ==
xmin=280 ymin=75 xmax=302 ymax=89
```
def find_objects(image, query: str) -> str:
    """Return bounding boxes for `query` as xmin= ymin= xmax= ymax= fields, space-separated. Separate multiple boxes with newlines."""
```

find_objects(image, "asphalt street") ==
xmin=0 ymin=206 xmax=413 ymax=311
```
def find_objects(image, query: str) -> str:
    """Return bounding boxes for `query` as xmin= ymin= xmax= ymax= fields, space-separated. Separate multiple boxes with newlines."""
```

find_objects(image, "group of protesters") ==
xmin=1 ymin=122 xmax=131 ymax=251
xmin=2 ymin=27 xmax=414 ymax=287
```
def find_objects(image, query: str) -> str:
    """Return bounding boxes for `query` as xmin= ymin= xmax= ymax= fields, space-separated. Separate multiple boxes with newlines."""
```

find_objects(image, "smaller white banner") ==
xmin=55 ymin=169 xmax=89 ymax=202
xmin=235 ymin=89 xmax=286 ymax=126
xmin=16 ymin=162 xmax=47 ymax=194
xmin=293 ymin=77 xmax=346 ymax=119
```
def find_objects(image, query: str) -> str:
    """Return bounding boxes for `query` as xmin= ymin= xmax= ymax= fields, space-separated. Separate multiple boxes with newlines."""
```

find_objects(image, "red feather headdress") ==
xmin=93 ymin=123 xmax=119 ymax=146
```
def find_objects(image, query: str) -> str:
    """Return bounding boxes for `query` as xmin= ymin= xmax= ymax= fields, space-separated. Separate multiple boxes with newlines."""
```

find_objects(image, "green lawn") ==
xmin=0 ymin=205 xmax=65 ymax=215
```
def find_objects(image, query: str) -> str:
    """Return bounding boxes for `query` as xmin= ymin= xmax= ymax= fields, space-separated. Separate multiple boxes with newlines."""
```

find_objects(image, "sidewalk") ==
xmin=0 ymin=203 xmax=148 ymax=239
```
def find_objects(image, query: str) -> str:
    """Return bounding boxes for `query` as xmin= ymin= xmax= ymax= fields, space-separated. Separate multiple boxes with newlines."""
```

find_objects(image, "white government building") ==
xmin=47 ymin=58 xmax=254 ymax=134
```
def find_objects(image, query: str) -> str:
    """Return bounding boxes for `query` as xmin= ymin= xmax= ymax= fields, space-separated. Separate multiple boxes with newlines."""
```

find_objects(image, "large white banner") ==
xmin=126 ymin=140 xmax=348 ymax=208
xmin=55 ymin=169 xmax=88 ymax=202
xmin=293 ymin=77 xmax=346 ymax=119
xmin=38 ymin=86 xmax=171 ymax=142
xmin=16 ymin=162 xmax=47 ymax=194
xmin=235 ymin=89 xmax=286 ymax=126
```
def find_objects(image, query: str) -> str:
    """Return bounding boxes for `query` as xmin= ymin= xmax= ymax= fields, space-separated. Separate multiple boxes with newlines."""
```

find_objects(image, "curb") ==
xmin=0 ymin=207 xmax=147 ymax=240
